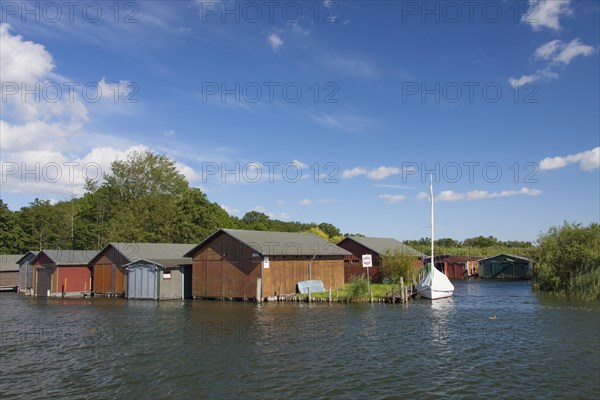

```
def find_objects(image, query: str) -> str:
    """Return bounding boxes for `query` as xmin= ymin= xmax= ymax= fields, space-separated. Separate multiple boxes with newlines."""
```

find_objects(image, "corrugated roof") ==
xmin=185 ymin=229 xmax=352 ymax=257
xmin=33 ymin=250 xmax=99 ymax=265
xmin=0 ymin=255 xmax=22 ymax=272
xmin=105 ymin=243 xmax=195 ymax=267
xmin=341 ymin=236 xmax=426 ymax=258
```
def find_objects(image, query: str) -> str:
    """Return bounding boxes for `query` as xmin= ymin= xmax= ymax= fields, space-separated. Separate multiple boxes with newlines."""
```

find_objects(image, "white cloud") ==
xmin=510 ymin=38 xmax=593 ymax=88
xmin=430 ymin=187 xmax=542 ymax=202
xmin=268 ymin=33 xmax=283 ymax=51
xmin=342 ymin=167 xmax=369 ymax=179
xmin=276 ymin=199 xmax=285 ymax=205
xmin=367 ymin=166 xmax=401 ymax=180
xmin=509 ymin=69 xmax=559 ymax=88
xmin=309 ymin=112 xmax=378 ymax=134
xmin=299 ymin=198 xmax=312 ymax=205
xmin=163 ymin=129 xmax=175 ymax=137
xmin=539 ymin=147 xmax=600 ymax=171
xmin=534 ymin=39 xmax=563 ymax=60
xmin=97 ymin=77 xmax=134 ymax=101
xmin=342 ymin=166 xmax=400 ymax=180
xmin=0 ymin=144 xmax=148 ymax=196
xmin=416 ymin=192 xmax=429 ymax=201
xmin=522 ymin=0 xmax=572 ymax=31
xmin=175 ymin=162 xmax=202 ymax=182
xmin=325 ymin=55 xmax=378 ymax=79
xmin=374 ymin=184 xmax=415 ymax=189
xmin=552 ymin=39 xmax=595 ymax=64
xmin=250 ymin=205 xmax=274 ymax=218
xmin=291 ymin=159 xmax=308 ymax=169
xmin=379 ymin=194 xmax=406 ymax=203
xmin=534 ymin=39 xmax=595 ymax=64
xmin=0 ymin=23 xmax=54 ymax=83
xmin=220 ymin=204 xmax=240 ymax=216
xmin=0 ymin=24 xmax=198 ymax=201
xmin=278 ymin=212 xmax=291 ymax=220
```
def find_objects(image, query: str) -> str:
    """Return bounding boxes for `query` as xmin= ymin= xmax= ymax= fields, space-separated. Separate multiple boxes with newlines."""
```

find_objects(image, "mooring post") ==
xmin=308 ymin=287 xmax=311 ymax=303
xmin=400 ymin=277 xmax=404 ymax=303
xmin=256 ymin=278 xmax=262 ymax=303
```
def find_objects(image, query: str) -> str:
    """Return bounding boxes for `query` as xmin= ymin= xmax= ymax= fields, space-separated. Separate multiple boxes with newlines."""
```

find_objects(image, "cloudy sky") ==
xmin=1 ymin=0 xmax=598 ymax=241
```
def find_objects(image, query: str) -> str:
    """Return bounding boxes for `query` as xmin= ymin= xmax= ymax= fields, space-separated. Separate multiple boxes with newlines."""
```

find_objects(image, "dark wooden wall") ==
xmin=191 ymin=232 xmax=261 ymax=299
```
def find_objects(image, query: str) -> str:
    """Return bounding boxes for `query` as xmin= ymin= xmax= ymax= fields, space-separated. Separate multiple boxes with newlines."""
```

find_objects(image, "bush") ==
xmin=346 ymin=276 xmax=370 ymax=302
xmin=380 ymin=249 xmax=419 ymax=284
xmin=532 ymin=222 xmax=600 ymax=300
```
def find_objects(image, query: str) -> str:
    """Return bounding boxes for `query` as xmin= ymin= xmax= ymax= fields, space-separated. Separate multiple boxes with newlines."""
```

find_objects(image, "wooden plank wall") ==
xmin=91 ymin=247 xmax=129 ymax=294
xmin=263 ymin=257 xmax=345 ymax=296
xmin=192 ymin=233 xmax=261 ymax=299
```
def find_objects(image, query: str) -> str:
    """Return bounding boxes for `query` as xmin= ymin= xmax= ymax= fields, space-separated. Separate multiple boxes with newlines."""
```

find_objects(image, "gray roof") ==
xmin=16 ymin=251 xmax=39 ymax=265
xmin=33 ymin=250 xmax=99 ymax=265
xmin=341 ymin=236 xmax=426 ymax=258
xmin=0 ymin=255 xmax=22 ymax=272
xmin=104 ymin=243 xmax=195 ymax=267
xmin=185 ymin=229 xmax=352 ymax=257
xmin=478 ymin=254 xmax=532 ymax=263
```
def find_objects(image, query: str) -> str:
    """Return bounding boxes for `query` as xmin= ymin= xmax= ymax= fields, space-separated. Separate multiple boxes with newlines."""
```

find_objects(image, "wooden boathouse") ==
xmin=337 ymin=236 xmax=425 ymax=282
xmin=426 ymin=255 xmax=482 ymax=279
xmin=31 ymin=250 xmax=98 ymax=297
xmin=17 ymin=251 xmax=38 ymax=295
xmin=90 ymin=243 xmax=195 ymax=297
xmin=185 ymin=229 xmax=350 ymax=300
xmin=478 ymin=254 xmax=533 ymax=279
xmin=0 ymin=254 xmax=21 ymax=291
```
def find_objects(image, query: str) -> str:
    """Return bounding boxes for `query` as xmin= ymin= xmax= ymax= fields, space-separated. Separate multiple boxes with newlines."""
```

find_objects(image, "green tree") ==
xmin=241 ymin=211 xmax=271 ymax=231
xmin=0 ymin=199 xmax=24 ymax=253
xmin=463 ymin=235 xmax=499 ymax=248
xmin=318 ymin=222 xmax=341 ymax=238
xmin=533 ymin=222 xmax=600 ymax=299
xmin=97 ymin=151 xmax=190 ymax=242
xmin=17 ymin=199 xmax=60 ymax=250
xmin=176 ymin=188 xmax=233 ymax=242
xmin=380 ymin=249 xmax=419 ymax=284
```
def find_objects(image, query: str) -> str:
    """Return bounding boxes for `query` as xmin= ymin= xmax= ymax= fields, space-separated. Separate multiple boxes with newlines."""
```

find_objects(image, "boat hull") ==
xmin=419 ymin=287 xmax=454 ymax=300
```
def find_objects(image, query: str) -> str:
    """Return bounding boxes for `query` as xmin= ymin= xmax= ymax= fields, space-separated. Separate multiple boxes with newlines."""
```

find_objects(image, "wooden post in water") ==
xmin=256 ymin=278 xmax=262 ymax=303
xmin=328 ymin=287 xmax=332 ymax=302
xmin=370 ymin=290 xmax=373 ymax=303
xmin=400 ymin=277 xmax=404 ymax=303
xmin=308 ymin=287 xmax=311 ymax=303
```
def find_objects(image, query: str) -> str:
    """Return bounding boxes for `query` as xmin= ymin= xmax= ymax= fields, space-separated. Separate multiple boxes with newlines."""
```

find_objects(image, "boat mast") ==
xmin=430 ymin=174 xmax=434 ymax=272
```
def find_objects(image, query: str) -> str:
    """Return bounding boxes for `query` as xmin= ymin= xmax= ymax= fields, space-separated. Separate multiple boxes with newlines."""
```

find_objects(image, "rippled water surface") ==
xmin=1 ymin=280 xmax=599 ymax=399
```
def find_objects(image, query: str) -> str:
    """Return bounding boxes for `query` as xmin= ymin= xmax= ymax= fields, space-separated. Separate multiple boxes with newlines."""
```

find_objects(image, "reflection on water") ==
xmin=1 ymin=280 xmax=598 ymax=399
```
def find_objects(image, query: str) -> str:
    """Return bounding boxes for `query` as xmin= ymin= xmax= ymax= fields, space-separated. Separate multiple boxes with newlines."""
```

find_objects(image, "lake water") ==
xmin=1 ymin=280 xmax=599 ymax=399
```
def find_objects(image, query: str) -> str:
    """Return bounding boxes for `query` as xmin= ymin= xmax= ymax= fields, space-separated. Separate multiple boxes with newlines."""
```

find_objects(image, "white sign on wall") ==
xmin=263 ymin=256 xmax=270 ymax=269
xmin=362 ymin=254 xmax=373 ymax=268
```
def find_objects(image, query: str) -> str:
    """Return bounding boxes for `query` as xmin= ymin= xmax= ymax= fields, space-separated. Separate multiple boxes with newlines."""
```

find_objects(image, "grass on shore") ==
xmin=295 ymin=282 xmax=407 ymax=301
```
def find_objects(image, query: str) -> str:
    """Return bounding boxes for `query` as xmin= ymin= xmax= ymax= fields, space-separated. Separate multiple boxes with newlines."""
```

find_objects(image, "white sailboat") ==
xmin=417 ymin=176 xmax=454 ymax=300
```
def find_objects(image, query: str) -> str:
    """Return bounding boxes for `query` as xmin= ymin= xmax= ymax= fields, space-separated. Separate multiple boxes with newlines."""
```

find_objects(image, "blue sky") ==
xmin=1 ymin=0 xmax=598 ymax=242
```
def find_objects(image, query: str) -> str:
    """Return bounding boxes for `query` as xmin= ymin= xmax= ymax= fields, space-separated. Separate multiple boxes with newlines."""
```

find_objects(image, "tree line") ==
xmin=0 ymin=151 xmax=346 ymax=253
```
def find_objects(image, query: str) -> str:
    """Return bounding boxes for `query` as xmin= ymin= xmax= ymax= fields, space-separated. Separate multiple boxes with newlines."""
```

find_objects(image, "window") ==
xmin=163 ymin=270 xmax=172 ymax=280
